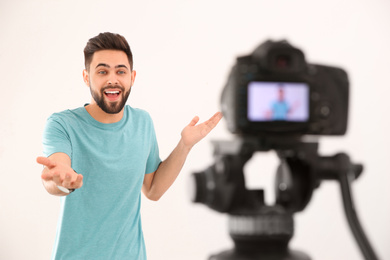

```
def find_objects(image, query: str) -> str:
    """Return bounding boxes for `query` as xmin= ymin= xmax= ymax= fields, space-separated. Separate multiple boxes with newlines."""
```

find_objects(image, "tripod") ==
xmin=191 ymin=137 xmax=379 ymax=260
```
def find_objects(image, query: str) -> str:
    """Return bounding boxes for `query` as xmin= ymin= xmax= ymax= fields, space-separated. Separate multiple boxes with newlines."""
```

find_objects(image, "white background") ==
xmin=0 ymin=0 xmax=389 ymax=259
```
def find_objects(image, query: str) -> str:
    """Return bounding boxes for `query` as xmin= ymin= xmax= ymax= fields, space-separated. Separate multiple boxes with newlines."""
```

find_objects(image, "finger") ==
xmin=60 ymin=172 xmax=83 ymax=190
xmin=41 ymin=170 xmax=53 ymax=181
xmin=188 ymin=116 xmax=200 ymax=127
xmin=52 ymin=170 xmax=62 ymax=186
xmin=211 ymin=112 xmax=223 ymax=122
xmin=205 ymin=112 xmax=223 ymax=128
xmin=73 ymin=174 xmax=84 ymax=189
xmin=36 ymin=156 xmax=56 ymax=169
xmin=69 ymin=171 xmax=80 ymax=187
xmin=61 ymin=173 xmax=73 ymax=188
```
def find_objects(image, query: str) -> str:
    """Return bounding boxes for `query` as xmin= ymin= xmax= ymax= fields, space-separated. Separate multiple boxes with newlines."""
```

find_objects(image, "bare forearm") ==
xmin=145 ymin=139 xmax=192 ymax=200
xmin=143 ymin=112 xmax=222 ymax=201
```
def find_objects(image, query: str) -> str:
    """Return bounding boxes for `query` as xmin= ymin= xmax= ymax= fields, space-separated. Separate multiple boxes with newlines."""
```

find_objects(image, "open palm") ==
xmin=181 ymin=112 xmax=223 ymax=148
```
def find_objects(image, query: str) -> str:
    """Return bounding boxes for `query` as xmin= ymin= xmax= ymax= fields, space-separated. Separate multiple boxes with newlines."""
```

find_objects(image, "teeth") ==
xmin=105 ymin=91 xmax=120 ymax=94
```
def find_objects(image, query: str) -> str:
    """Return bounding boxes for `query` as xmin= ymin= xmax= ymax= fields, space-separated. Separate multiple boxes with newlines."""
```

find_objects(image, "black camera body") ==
xmin=221 ymin=40 xmax=349 ymax=137
xmin=191 ymin=40 xmax=378 ymax=260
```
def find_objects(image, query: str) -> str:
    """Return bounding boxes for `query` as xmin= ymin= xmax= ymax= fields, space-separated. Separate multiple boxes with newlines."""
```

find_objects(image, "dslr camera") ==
xmin=222 ymin=39 xmax=349 ymax=139
xmin=190 ymin=40 xmax=378 ymax=260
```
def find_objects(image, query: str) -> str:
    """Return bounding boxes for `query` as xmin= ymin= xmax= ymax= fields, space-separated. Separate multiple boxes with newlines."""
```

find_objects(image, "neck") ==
xmin=85 ymin=102 xmax=124 ymax=124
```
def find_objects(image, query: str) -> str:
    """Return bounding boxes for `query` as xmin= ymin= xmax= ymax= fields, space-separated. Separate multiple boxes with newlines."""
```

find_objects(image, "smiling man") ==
xmin=85 ymin=49 xmax=135 ymax=119
xmin=37 ymin=32 xmax=222 ymax=260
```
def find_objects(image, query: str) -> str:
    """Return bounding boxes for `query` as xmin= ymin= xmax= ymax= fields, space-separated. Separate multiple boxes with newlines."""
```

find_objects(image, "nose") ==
xmin=107 ymin=75 xmax=119 ymax=86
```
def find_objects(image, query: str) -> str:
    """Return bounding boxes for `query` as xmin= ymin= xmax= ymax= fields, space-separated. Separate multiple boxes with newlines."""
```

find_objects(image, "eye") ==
xmin=98 ymin=70 xmax=107 ymax=75
xmin=117 ymin=70 xmax=126 ymax=75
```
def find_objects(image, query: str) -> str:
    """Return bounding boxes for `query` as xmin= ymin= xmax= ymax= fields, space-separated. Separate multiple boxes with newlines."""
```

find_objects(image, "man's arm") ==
xmin=37 ymin=152 xmax=83 ymax=196
xmin=142 ymin=112 xmax=222 ymax=201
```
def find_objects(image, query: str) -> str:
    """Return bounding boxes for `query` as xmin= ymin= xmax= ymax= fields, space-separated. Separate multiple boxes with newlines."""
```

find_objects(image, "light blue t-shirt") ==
xmin=42 ymin=105 xmax=162 ymax=260
xmin=271 ymin=101 xmax=290 ymax=120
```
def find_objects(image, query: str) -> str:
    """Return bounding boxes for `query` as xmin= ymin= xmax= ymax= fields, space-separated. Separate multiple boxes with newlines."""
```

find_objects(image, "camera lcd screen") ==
xmin=247 ymin=81 xmax=309 ymax=122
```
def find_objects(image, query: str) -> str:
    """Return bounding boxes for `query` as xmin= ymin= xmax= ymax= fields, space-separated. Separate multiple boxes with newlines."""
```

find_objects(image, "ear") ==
xmin=83 ymin=69 xmax=90 ymax=87
xmin=131 ymin=70 xmax=137 ymax=87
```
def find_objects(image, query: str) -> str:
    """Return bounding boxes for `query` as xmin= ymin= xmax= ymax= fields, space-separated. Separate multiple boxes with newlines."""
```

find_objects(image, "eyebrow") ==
xmin=95 ymin=63 xmax=129 ymax=70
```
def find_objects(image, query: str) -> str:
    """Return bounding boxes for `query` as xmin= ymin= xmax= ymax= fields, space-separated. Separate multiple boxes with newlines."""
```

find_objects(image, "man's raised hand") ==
xmin=181 ymin=112 xmax=223 ymax=148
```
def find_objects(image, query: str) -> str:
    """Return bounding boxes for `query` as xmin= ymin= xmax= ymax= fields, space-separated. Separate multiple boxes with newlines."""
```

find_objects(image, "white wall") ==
xmin=0 ymin=0 xmax=389 ymax=259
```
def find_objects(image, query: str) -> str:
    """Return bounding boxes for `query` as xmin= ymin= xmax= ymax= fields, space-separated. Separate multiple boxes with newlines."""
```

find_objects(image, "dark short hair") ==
xmin=84 ymin=32 xmax=133 ymax=71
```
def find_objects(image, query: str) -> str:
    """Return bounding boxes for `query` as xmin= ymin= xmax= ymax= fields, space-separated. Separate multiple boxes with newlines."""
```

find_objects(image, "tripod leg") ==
xmin=337 ymin=153 xmax=379 ymax=260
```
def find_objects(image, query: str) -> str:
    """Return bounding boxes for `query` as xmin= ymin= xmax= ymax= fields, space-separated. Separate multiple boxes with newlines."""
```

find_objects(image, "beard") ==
xmin=90 ymin=84 xmax=131 ymax=114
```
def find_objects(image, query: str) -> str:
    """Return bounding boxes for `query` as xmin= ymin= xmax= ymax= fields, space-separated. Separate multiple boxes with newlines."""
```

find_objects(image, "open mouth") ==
xmin=104 ymin=90 xmax=121 ymax=101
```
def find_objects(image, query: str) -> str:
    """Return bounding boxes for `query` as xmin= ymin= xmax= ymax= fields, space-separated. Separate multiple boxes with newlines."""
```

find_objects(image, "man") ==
xmin=271 ymin=87 xmax=290 ymax=120
xmin=37 ymin=32 xmax=222 ymax=259
xmin=266 ymin=86 xmax=291 ymax=120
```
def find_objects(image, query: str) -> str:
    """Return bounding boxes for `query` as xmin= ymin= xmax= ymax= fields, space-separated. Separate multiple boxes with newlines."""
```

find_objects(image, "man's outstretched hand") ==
xmin=181 ymin=112 xmax=223 ymax=148
xmin=37 ymin=156 xmax=83 ymax=193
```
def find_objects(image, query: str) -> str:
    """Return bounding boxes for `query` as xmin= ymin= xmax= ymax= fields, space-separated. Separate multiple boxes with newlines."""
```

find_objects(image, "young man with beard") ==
xmin=37 ymin=32 xmax=222 ymax=259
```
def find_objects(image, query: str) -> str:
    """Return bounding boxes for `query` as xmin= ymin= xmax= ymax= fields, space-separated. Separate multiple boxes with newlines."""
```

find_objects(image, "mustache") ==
xmin=101 ymin=85 xmax=125 ymax=92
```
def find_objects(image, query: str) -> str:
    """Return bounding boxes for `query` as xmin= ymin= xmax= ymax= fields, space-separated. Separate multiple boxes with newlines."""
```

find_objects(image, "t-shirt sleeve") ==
xmin=42 ymin=115 xmax=72 ymax=159
xmin=145 ymin=116 xmax=162 ymax=174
